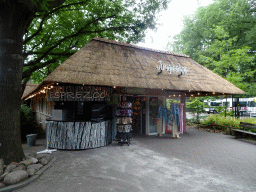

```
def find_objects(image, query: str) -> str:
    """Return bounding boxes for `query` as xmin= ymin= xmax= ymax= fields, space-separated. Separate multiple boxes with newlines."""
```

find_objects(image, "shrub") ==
xmin=201 ymin=114 xmax=256 ymax=134
xmin=21 ymin=104 xmax=33 ymax=123
xmin=20 ymin=104 xmax=43 ymax=142
xmin=186 ymin=98 xmax=207 ymax=122
xmin=219 ymin=110 xmax=234 ymax=117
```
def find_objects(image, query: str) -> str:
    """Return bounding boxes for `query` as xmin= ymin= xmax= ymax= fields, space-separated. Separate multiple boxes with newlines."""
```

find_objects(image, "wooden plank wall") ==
xmin=31 ymin=94 xmax=54 ymax=131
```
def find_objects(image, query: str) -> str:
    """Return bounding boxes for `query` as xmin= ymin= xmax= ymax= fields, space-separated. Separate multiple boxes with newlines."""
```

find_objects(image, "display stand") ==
xmin=115 ymin=96 xmax=133 ymax=146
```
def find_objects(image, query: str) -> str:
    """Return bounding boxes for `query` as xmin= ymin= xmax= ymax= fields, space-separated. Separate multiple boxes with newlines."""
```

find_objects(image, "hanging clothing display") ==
xmin=158 ymin=106 xmax=168 ymax=124
xmin=169 ymin=104 xmax=181 ymax=131
xmin=158 ymin=103 xmax=184 ymax=134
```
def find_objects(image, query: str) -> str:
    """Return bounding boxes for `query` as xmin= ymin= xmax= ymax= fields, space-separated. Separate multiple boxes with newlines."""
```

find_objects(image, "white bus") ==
xmin=241 ymin=97 xmax=256 ymax=116
xmin=204 ymin=100 xmax=224 ymax=114
xmin=204 ymin=97 xmax=255 ymax=115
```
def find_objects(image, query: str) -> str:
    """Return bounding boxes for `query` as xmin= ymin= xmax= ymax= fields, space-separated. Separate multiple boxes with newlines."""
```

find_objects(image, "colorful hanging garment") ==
xmin=158 ymin=106 xmax=168 ymax=124
xmin=158 ymin=106 xmax=163 ymax=119
xmin=170 ymin=104 xmax=180 ymax=130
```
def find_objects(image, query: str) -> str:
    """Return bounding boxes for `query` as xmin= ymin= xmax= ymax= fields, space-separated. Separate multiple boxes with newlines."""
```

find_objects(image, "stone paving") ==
xmin=14 ymin=126 xmax=256 ymax=192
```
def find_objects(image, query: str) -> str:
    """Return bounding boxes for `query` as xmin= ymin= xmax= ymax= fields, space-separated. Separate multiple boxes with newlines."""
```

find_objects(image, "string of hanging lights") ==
xmin=24 ymin=84 xmax=55 ymax=101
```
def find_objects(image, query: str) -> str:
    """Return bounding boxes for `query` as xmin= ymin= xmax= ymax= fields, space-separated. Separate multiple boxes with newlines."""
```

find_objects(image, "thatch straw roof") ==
xmin=23 ymin=37 xmax=245 ymax=99
xmin=21 ymin=84 xmax=38 ymax=100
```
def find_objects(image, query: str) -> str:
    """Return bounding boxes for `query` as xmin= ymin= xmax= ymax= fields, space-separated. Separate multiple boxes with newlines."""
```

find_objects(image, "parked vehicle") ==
xmin=204 ymin=100 xmax=223 ymax=114
xmin=204 ymin=97 xmax=256 ymax=115
xmin=242 ymin=97 xmax=256 ymax=116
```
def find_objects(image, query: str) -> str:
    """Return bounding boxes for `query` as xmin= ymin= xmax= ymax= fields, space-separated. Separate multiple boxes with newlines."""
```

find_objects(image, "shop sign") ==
xmin=157 ymin=61 xmax=188 ymax=75
xmin=47 ymin=86 xmax=112 ymax=101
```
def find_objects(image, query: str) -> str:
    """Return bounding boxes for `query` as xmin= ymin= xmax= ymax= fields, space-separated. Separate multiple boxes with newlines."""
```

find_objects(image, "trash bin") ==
xmin=26 ymin=134 xmax=37 ymax=146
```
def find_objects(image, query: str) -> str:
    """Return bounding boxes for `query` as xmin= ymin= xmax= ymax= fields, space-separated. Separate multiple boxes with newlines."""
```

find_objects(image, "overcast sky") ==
xmin=136 ymin=0 xmax=214 ymax=51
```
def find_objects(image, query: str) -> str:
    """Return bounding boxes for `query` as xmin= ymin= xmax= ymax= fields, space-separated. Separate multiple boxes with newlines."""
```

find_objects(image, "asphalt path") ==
xmin=16 ymin=126 xmax=256 ymax=192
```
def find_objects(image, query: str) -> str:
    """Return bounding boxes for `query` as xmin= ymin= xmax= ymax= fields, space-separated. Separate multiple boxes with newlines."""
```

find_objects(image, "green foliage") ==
xmin=186 ymin=97 xmax=207 ymax=122
xmin=23 ymin=0 xmax=170 ymax=83
xmin=20 ymin=104 xmax=43 ymax=142
xmin=166 ymin=99 xmax=180 ymax=110
xmin=187 ymin=97 xmax=207 ymax=112
xmin=20 ymin=104 xmax=32 ymax=122
xmin=168 ymin=0 xmax=256 ymax=95
xmin=197 ymin=26 xmax=254 ymax=91
xmin=108 ymin=95 xmax=119 ymax=105
xmin=202 ymin=114 xmax=256 ymax=133
xmin=212 ymin=105 xmax=226 ymax=113
xmin=219 ymin=109 xmax=234 ymax=117
xmin=202 ymin=114 xmax=239 ymax=128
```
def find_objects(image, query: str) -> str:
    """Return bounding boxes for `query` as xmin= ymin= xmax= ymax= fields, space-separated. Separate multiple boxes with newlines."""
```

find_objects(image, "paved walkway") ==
xmin=16 ymin=127 xmax=256 ymax=192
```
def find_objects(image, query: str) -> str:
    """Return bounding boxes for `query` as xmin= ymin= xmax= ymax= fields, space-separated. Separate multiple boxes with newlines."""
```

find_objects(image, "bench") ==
xmin=232 ymin=122 xmax=256 ymax=138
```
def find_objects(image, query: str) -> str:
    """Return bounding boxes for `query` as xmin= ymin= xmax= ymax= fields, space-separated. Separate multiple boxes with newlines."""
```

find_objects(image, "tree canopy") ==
xmin=168 ymin=0 xmax=256 ymax=95
xmin=23 ymin=0 xmax=170 ymax=87
xmin=0 ymin=0 xmax=169 ymax=164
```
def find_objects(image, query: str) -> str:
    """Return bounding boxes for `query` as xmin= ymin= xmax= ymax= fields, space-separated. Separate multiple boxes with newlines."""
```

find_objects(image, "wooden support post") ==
xmin=157 ymin=118 xmax=163 ymax=136
xmin=181 ymin=93 xmax=186 ymax=133
xmin=172 ymin=121 xmax=180 ymax=138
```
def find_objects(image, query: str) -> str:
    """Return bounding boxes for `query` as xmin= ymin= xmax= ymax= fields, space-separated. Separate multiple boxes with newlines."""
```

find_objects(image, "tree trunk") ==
xmin=0 ymin=2 xmax=34 ymax=164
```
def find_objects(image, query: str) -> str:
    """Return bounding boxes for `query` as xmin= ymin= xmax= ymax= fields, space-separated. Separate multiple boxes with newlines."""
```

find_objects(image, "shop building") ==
xmin=22 ymin=37 xmax=245 ymax=149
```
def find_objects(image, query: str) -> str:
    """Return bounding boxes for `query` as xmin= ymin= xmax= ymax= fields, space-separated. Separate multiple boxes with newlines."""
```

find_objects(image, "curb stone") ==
xmin=0 ymin=157 xmax=57 ymax=192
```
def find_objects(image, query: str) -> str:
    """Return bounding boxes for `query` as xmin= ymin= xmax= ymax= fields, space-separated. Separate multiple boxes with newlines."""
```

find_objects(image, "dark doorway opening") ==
xmin=132 ymin=97 xmax=146 ymax=134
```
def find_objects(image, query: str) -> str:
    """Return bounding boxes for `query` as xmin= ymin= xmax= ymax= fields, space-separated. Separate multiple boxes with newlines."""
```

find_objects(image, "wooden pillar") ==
xmin=172 ymin=121 xmax=179 ymax=138
xmin=162 ymin=97 xmax=166 ymax=135
xmin=181 ymin=93 xmax=186 ymax=133
xmin=157 ymin=118 xmax=163 ymax=136
xmin=146 ymin=96 xmax=149 ymax=135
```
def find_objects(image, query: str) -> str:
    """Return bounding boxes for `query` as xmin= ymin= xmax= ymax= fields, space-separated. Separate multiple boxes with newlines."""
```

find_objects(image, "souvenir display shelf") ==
xmin=115 ymin=96 xmax=133 ymax=146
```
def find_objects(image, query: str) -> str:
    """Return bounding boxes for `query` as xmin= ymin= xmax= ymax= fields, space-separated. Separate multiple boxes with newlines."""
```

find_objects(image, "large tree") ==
xmin=168 ymin=0 xmax=256 ymax=95
xmin=0 ymin=0 xmax=169 ymax=164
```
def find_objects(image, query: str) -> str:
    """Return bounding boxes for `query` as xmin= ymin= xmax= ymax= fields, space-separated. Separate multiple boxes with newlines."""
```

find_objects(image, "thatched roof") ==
xmin=21 ymin=84 xmax=38 ymax=100
xmin=23 ymin=37 xmax=245 ymax=99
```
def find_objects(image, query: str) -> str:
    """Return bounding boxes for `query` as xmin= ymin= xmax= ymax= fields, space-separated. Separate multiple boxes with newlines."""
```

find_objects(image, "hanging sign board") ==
xmin=157 ymin=61 xmax=188 ymax=75
xmin=47 ymin=85 xmax=112 ymax=102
